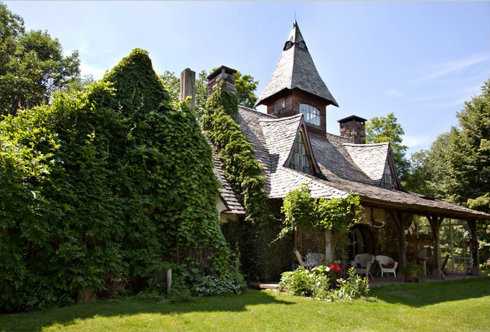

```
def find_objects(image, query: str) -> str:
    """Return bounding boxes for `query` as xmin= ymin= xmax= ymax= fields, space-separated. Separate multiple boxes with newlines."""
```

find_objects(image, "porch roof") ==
xmin=324 ymin=177 xmax=490 ymax=221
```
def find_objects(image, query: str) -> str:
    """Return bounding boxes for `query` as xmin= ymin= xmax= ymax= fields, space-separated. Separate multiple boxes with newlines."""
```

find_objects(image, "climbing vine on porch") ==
xmin=280 ymin=184 xmax=361 ymax=239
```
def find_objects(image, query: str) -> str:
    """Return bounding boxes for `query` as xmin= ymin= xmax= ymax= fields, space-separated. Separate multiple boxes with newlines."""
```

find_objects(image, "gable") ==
xmin=286 ymin=129 xmax=315 ymax=175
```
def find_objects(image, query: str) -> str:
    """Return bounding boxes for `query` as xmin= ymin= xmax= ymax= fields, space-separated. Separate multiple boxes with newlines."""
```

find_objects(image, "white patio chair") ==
xmin=352 ymin=253 xmax=375 ymax=277
xmin=375 ymin=255 xmax=398 ymax=279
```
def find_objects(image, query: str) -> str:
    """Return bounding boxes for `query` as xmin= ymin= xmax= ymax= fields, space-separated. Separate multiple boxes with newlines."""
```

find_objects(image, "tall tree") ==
xmin=366 ymin=112 xmax=409 ymax=178
xmin=450 ymin=80 xmax=490 ymax=205
xmin=0 ymin=4 xmax=80 ymax=116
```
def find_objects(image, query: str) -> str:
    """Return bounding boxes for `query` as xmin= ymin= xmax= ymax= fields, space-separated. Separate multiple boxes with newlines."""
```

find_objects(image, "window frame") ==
xmin=299 ymin=103 xmax=321 ymax=127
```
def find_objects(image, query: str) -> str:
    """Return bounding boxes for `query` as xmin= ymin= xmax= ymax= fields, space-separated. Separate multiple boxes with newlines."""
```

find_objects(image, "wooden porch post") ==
xmin=428 ymin=215 xmax=443 ymax=279
xmin=467 ymin=220 xmax=480 ymax=276
xmin=390 ymin=210 xmax=408 ymax=275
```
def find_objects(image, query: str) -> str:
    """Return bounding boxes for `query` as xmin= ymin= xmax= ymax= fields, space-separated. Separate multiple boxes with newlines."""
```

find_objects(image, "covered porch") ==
xmin=293 ymin=196 xmax=487 ymax=282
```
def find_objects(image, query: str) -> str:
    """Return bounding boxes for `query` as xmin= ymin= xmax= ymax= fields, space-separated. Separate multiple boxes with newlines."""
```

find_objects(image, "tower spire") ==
xmin=256 ymin=22 xmax=338 ymax=107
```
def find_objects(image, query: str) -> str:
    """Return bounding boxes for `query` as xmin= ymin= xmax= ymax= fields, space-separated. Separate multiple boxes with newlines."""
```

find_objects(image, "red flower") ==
xmin=327 ymin=263 xmax=342 ymax=273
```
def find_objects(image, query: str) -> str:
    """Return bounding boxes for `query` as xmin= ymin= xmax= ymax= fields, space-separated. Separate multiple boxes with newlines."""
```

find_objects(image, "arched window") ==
xmin=300 ymin=104 xmax=320 ymax=126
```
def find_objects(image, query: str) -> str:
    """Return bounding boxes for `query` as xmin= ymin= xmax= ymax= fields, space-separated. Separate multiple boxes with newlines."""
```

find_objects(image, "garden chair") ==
xmin=352 ymin=253 xmax=375 ymax=278
xmin=375 ymin=255 xmax=398 ymax=279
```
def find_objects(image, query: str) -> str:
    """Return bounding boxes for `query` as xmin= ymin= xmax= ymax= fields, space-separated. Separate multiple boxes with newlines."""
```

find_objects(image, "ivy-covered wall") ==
xmin=202 ymin=80 xmax=294 ymax=281
xmin=0 ymin=49 xmax=242 ymax=312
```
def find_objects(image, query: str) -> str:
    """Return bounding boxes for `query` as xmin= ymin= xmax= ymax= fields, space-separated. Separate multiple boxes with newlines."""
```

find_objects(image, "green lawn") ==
xmin=2 ymin=277 xmax=490 ymax=332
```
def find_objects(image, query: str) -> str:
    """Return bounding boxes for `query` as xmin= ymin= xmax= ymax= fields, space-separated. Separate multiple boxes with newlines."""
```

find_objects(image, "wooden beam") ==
xmin=428 ymin=215 xmax=443 ymax=279
xmin=467 ymin=220 xmax=480 ymax=276
xmin=360 ymin=197 xmax=488 ymax=221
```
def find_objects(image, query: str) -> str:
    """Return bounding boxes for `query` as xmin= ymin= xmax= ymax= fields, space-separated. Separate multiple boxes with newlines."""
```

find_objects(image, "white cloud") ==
xmin=80 ymin=63 xmax=105 ymax=79
xmin=418 ymin=53 xmax=490 ymax=81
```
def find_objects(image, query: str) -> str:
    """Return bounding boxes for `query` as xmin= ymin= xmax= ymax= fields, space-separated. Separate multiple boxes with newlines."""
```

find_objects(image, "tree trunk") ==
xmin=428 ymin=216 xmax=443 ymax=279
xmin=467 ymin=220 xmax=480 ymax=276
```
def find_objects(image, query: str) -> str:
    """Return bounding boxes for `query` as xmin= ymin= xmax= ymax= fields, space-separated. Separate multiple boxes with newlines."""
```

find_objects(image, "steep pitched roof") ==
xmin=212 ymin=149 xmax=245 ymax=215
xmin=256 ymin=22 xmax=338 ymax=107
xmin=343 ymin=143 xmax=390 ymax=182
xmin=224 ymin=106 xmax=489 ymax=221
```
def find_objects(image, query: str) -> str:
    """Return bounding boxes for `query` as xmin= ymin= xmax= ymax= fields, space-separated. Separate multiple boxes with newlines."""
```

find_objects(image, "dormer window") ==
xmin=300 ymin=104 xmax=320 ymax=126
xmin=288 ymin=131 xmax=313 ymax=175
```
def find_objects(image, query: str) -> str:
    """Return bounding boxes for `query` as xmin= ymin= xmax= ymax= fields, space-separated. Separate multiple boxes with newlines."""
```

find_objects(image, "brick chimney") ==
xmin=338 ymin=115 xmax=367 ymax=144
xmin=179 ymin=68 xmax=195 ymax=109
xmin=207 ymin=65 xmax=237 ymax=94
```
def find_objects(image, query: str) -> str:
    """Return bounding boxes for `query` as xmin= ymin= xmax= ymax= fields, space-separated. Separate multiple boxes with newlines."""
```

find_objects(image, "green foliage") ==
xmin=406 ymin=79 xmax=490 ymax=265
xmin=280 ymin=184 xmax=361 ymax=239
xmin=202 ymin=80 xmax=269 ymax=226
xmin=234 ymin=71 xmax=259 ymax=108
xmin=468 ymin=193 xmax=490 ymax=214
xmin=0 ymin=48 xmax=242 ymax=312
xmin=279 ymin=266 xmax=368 ymax=301
xmin=202 ymin=80 xmax=274 ymax=280
xmin=159 ymin=69 xmax=258 ymax=113
xmin=366 ymin=112 xmax=409 ymax=178
xmin=279 ymin=266 xmax=331 ymax=298
xmin=0 ymin=4 xmax=80 ymax=116
xmin=328 ymin=267 xmax=369 ymax=301
xmin=160 ymin=70 xmax=180 ymax=106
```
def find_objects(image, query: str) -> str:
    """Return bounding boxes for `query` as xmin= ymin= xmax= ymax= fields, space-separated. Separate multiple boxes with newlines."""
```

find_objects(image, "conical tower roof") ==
xmin=257 ymin=22 xmax=338 ymax=107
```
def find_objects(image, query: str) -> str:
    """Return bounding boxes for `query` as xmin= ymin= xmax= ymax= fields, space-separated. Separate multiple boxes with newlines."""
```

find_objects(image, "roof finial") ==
xmin=293 ymin=11 xmax=297 ymax=26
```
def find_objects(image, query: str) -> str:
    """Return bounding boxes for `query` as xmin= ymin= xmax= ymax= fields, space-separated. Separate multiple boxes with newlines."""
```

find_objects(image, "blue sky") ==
xmin=6 ymin=1 xmax=490 ymax=154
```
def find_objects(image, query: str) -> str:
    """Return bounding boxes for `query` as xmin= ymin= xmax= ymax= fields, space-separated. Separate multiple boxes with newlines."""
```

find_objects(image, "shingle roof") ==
xmin=343 ymin=143 xmax=390 ymax=182
xmin=256 ymin=22 xmax=338 ymax=107
xmin=212 ymin=149 xmax=245 ymax=215
xmin=223 ymin=106 xmax=490 ymax=220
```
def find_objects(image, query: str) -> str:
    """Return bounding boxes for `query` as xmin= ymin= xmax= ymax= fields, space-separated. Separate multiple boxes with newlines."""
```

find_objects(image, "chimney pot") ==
xmin=207 ymin=65 xmax=237 ymax=95
xmin=338 ymin=115 xmax=367 ymax=144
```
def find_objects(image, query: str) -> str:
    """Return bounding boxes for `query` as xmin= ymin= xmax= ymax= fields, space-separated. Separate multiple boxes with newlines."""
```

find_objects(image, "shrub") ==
xmin=328 ymin=267 xmax=369 ymax=301
xmin=279 ymin=266 xmax=331 ymax=298
xmin=279 ymin=266 xmax=368 ymax=302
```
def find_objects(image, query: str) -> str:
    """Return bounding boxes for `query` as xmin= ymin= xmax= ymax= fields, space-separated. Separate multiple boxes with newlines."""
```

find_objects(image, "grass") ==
xmin=2 ymin=277 xmax=490 ymax=332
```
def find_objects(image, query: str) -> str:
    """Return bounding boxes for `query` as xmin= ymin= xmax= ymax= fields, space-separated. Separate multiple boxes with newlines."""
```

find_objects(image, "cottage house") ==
xmin=183 ymin=22 xmax=488 ymax=281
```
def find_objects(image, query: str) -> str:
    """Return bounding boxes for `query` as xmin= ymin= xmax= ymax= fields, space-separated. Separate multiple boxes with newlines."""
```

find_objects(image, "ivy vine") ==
xmin=280 ymin=184 xmax=361 ymax=239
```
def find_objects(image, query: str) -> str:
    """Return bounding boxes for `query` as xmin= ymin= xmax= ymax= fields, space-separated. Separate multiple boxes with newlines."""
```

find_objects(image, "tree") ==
xmin=159 ymin=69 xmax=258 ymax=111
xmin=234 ymin=71 xmax=258 ymax=108
xmin=404 ymin=132 xmax=456 ymax=197
xmin=366 ymin=112 xmax=409 ymax=178
xmin=0 ymin=4 xmax=80 ymax=116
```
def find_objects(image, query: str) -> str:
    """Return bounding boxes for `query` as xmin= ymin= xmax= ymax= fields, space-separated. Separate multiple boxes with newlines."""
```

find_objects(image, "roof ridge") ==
xmin=238 ymin=105 xmax=276 ymax=118
xmin=259 ymin=113 xmax=303 ymax=123
xmin=343 ymin=142 xmax=389 ymax=147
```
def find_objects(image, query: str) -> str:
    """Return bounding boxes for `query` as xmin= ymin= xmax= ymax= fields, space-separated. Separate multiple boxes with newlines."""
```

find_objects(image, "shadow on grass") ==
xmin=372 ymin=276 xmax=490 ymax=307
xmin=0 ymin=289 xmax=293 ymax=332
